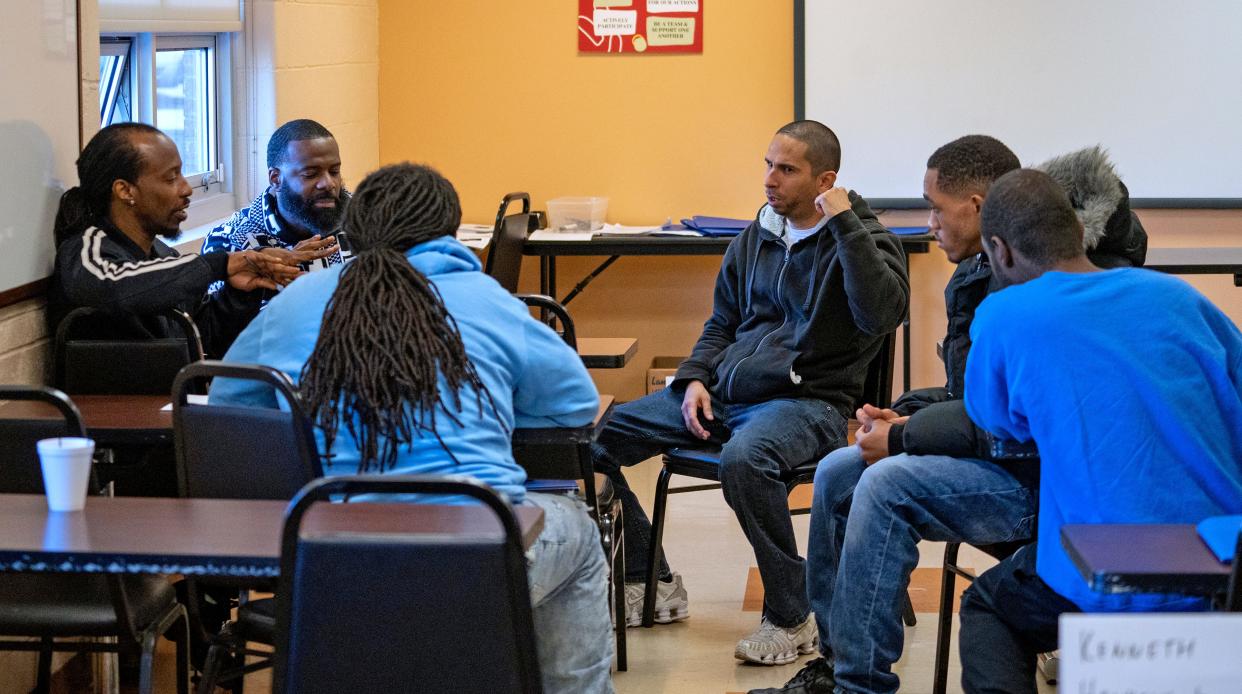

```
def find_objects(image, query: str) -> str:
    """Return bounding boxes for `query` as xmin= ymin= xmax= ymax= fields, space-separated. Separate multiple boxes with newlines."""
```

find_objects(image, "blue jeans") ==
xmin=805 ymin=447 xmax=1036 ymax=694
xmin=524 ymin=492 xmax=615 ymax=694
xmin=591 ymin=386 xmax=846 ymax=627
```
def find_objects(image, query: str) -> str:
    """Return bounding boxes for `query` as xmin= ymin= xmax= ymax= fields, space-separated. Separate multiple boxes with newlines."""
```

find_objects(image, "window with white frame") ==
xmin=99 ymin=32 xmax=238 ymax=230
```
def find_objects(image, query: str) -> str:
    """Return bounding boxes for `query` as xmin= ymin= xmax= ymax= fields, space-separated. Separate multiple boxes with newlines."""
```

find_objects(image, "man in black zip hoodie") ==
xmin=592 ymin=120 xmax=909 ymax=664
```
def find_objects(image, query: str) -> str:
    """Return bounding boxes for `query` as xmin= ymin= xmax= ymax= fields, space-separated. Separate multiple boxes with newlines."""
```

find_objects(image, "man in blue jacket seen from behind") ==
xmin=958 ymin=169 xmax=1242 ymax=692
xmin=592 ymin=120 xmax=910 ymax=664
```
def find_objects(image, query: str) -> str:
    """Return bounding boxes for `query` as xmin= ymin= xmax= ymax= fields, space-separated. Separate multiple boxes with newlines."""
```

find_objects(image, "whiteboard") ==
xmin=0 ymin=0 xmax=80 ymax=295
xmin=796 ymin=0 xmax=1242 ymax=207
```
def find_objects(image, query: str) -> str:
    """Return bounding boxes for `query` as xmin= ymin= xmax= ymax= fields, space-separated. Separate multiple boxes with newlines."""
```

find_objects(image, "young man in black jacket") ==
xmin=592 ymin=120 xmax=910 ymax=664
xmin=48 ymin=122 xmax=329 ymax=357
xmin=751 ymin=138 xmax=1148 ymax=694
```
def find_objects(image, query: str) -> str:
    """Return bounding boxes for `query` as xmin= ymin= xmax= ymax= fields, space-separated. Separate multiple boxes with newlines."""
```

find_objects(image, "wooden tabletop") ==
xmin=511 ymin=395 xmax=614 ymax=446
xmin=2 ymin=393 xmax=616 ymax=448
xmin=0 ymin=493 xmax=544 ymax=578
xmin=1061 ymin=524 xmax=1232 ymax=596
xmin=0 ymin=394 xmax=171 ymax=446
xmin=1145 ymin=247 xmax=1242 ymax=279
xmin=577 ymin=337 xmax=638 ymax=369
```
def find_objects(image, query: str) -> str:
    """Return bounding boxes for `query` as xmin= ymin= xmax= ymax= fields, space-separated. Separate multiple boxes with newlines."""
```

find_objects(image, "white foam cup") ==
xmin=36 ymin=437 xmax=95 ymax=512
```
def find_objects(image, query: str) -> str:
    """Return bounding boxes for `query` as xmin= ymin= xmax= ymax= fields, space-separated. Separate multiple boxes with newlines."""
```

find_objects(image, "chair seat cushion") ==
xmin=0 ymin=574 xmax=177 ymax=637
xmin=664 ymin=446 xmax=819 ymax=483
xmin=662 ymin=447 xmax=725 ymax=480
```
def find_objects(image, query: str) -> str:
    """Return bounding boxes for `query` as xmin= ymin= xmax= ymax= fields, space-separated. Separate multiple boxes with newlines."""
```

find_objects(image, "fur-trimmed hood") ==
xmin=1035 ymin=146 xmax=1148 ymax=267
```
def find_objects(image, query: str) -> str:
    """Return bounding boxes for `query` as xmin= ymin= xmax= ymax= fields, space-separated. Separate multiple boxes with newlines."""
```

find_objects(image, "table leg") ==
xmin=903 ymin=315 xmax=912 ymax=394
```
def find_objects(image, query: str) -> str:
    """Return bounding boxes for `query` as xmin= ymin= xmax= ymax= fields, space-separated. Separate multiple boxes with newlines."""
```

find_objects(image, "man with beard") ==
xmin=49 ymin=122 xmax=324 ymax=358
xmin=201 ymin=118 xmax=345 ymax=296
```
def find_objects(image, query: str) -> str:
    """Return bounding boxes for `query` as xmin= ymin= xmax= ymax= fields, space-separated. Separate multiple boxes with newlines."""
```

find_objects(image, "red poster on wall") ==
xmin=578 ymin=0 xmax=703 ymax=54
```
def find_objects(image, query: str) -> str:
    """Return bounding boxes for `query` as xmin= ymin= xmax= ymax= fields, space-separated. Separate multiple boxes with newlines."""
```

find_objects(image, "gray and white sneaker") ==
xmin=734 ymin=614 xmax=818 ymax=666
xmin=623 ymin=573 xmax=689 ymax=627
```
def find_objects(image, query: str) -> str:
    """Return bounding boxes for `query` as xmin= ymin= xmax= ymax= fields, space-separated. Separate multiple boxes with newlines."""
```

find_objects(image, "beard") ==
xmin=277 ymin=185 xmax=344 ymax=236
xmin=157 ymin=227 xmax=183 ymax=241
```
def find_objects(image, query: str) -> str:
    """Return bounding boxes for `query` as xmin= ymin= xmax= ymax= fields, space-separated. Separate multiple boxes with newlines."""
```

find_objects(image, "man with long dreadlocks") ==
xmin=210 ymin=163 xmax=615 ymax=693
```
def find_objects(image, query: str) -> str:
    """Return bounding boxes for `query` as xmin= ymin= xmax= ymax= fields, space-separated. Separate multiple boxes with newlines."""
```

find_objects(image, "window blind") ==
xmin=99 ymin=0 xmax=242 ymax=33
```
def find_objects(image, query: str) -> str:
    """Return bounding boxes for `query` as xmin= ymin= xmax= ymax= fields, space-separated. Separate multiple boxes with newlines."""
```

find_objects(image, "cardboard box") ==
xmin=647 ymin=356 xmax=685 ymax=394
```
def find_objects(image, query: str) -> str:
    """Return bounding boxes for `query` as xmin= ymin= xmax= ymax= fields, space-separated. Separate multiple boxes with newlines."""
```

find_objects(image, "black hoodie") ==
xmin=673 ymin=192 xmax=909 ymax=416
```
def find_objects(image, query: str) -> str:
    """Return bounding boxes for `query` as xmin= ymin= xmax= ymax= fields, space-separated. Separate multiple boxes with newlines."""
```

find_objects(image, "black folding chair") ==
xmin=512 ymin=292 xmax=627 ymax=670
xmin=640 ymin=331 xmax=912 ymax=628
xmin=484 ymin=191 xmax=536 ymax=293
xmin=53 ymin=306 xmax=205 ymax=396
xmin=171 ymin=361 xmax=323 ymax=693
xmin=0 ymin=385 xmax=189 ymax=694
xmin=273 ymin=476 xmax=542 ymax=694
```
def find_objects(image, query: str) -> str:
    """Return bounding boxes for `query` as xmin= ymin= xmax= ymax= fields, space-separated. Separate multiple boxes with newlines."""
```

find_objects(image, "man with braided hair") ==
xmin=210 ymin=163 xmax=615 ymax=693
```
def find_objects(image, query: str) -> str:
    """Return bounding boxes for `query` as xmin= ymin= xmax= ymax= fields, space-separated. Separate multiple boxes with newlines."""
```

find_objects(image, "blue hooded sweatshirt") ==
xmin=209 ymin=236 xmax=599 ymax=503
xmin=966 ymin=268 xmax=1242 ymax=612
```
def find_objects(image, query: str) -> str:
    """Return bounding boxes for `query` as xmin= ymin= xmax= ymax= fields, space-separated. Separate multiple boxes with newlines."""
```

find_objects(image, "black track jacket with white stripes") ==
xmin=48 ymin=222 xmax=264 ymax=358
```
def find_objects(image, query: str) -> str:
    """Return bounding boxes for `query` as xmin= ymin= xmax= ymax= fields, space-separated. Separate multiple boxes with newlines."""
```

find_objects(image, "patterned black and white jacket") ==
xmin=200 ymin=190 xmax=346 ymax=297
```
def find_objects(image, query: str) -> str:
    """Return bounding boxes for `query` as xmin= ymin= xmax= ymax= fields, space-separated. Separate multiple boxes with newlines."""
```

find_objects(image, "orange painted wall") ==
xmin=377 ymin=2 xmax=1242 ymax=401
xmin=378 ymin=1 xmax=794 ymax=400
xmin=379 ymin=1 xmax=791 ymax=226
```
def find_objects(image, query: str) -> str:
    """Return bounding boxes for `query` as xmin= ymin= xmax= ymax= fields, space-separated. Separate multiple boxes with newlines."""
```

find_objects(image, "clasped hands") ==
xmin=853 ymin=403 xmax=908 ymax=465
xmin=225 ymin=234 xmax=339 ymax=292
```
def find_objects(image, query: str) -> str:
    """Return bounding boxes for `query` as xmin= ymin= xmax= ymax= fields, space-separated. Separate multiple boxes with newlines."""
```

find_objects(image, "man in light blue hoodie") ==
xmin=211 ymin=163 xmax=615 ymax=694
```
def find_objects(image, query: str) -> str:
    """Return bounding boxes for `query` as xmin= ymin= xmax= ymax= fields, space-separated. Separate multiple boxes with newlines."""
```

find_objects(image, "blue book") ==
xmin=889 ymin=226 xmax=930 ymax=236
xmin=525 ymin=479 xmax=578 ymax=494
xmin=681 ymin=216 xmax=750 ymax=237
xmin=1196 ymin=515 xmax=1242 ymax=562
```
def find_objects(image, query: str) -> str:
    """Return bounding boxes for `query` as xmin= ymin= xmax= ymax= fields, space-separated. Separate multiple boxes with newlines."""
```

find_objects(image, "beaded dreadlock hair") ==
xmin=299 ymin=163 xmax=500 ymax=473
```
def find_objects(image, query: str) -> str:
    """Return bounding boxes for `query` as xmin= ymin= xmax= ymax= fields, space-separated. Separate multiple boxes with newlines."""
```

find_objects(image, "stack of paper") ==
xmin=456 ymin=223 xmax=493 ymax=250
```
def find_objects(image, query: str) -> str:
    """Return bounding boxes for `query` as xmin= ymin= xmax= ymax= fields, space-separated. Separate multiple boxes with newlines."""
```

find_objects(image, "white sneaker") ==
xmin=623 ymin=573 xmax=689 ymax=627
xmin=734 ymin=614 xmax=818 ymax=666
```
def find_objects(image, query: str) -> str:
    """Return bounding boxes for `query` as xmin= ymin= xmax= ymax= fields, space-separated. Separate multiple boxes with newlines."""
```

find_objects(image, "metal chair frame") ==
xmin=272 ymin=476 xmax=542 ymax=694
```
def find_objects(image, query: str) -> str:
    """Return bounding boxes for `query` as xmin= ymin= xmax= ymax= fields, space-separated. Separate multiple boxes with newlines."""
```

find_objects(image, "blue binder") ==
xmin=680 ymin=216 xmax=750 ymax=237
xmin=1196 ymin=515 xmax=1242 ymax=562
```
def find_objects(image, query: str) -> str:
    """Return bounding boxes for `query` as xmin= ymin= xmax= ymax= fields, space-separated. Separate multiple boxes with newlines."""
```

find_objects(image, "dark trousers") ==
xmin=590 ymin=385 xmax=846 ymax=627
xmin=958 ymin=543 xmax=1080 ymax=694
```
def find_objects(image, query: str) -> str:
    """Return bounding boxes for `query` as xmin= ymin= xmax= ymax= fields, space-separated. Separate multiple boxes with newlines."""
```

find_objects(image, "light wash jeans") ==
xmin=805 ymin=447 xmax=1036 ymax=694
xmin=591 ymin=386 xmax=847 ymax=627
xmin=523 ymin=492 xmax=615 ymax=694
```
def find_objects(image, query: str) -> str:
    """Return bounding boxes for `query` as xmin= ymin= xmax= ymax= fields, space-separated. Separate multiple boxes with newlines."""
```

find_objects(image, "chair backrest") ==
xmin=514 ymin=293 xmax=577 ymax=349
xmin=172 ymin=361 xmax=322 ymax=500
xmin=484 ymin=192 xmax=533 ymax=293
xmin=857 ymin=330 xmax=898 ymax=411
xmin=274 ymin=475 xmax=542 ymax=694
xmin=0 ymin=386 xmax=86 ymax=494
xmin=53 ymin=306 xmax=205 ymax=395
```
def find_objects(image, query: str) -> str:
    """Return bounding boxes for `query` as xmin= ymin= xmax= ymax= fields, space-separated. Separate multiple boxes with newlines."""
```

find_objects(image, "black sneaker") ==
xmin=747 ymin=656 xmax=835 ymax=694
